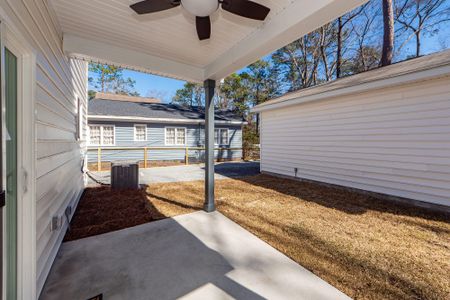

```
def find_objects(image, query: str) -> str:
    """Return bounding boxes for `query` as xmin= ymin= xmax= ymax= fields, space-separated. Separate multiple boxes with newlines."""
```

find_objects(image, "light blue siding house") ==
xmin=87 ymin=94 xmax=245 ymax=164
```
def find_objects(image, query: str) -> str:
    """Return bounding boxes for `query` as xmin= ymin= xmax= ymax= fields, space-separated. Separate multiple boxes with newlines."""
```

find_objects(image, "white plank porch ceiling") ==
xmin=49 ymin=0 xmax=368 ymax=81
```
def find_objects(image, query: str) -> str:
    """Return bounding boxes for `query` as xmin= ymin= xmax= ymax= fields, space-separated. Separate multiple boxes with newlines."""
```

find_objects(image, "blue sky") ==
xmin=121 ymin=70 xmax=185 ymax=103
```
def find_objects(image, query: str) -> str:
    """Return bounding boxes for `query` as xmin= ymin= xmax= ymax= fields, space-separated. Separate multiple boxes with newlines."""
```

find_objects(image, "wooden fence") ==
xmin=87 ymin=146 xmax=243 ymax=171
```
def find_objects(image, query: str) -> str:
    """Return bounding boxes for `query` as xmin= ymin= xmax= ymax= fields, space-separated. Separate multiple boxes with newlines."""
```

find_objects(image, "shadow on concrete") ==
xmin=206 ymin=161 xmax=260 ymax=178
xmin=41 ymin=214 xmax=265 ymax=300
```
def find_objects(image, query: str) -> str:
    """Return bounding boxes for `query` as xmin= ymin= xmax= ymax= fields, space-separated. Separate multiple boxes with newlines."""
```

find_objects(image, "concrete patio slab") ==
xmin=88 ymin=161 xmax=260 ymax=185
xmin=39 ymin=211 xmax=350 ymax=300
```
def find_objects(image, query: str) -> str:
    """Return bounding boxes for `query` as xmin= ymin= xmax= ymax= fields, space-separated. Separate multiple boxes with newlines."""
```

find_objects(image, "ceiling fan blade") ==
xmin=196 ymin=16 xmax=211 ymax=40
xmin=130 ymin=0 xmax=180 ymax=15
xmin=221 ymin=0 xmax=270 ymax=21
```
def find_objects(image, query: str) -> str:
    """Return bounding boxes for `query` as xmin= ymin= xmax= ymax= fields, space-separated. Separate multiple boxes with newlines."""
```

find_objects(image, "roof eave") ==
xmin=252 ymin=62 xmax=450 ymax=113
xmin=88 ymin=115 xmax=246 ymax=125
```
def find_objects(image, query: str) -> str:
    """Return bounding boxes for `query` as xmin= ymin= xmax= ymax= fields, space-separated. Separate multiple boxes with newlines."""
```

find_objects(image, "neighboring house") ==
xmin=87 ymin=93 xmax=246 ymax=164
xmin=252 ymin=50 xmax=450 ymax=208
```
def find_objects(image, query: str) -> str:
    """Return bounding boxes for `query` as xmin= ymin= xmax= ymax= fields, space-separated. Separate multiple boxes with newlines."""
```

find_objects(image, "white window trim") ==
xmin=215 ymin=128 xmax=229 ymax=146
xmin=164 ymin=126 xmax=187 ymax=146
xmin=2 ymin=17 xmax=37 ymax=300
xmin=88 ymin=124 xmax=116 ymax=146
xmin=134 ymin=124 xmax=147 ymax=141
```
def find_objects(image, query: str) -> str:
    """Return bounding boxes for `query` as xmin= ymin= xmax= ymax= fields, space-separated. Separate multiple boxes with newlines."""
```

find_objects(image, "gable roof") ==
xmin=252 ymin=49 xmax=450 ymax=113
xmin=88 ymin=98 xmax=246 ymax=124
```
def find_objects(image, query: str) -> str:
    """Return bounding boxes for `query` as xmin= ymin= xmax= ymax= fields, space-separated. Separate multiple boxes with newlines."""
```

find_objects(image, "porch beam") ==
xmin=204 ymin=79 xmax=215 ymax=213
xmin=63 ymin=34 xmax=205 ymax=83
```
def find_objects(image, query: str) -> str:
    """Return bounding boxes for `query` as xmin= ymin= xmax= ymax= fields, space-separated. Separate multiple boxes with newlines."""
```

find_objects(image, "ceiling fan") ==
xmin=130 ymin=0 xmax=271 ymax=40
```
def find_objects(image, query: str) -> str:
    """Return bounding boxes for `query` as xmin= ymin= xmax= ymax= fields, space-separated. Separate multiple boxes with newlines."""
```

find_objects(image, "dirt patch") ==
xmin=145 ymin=174 xmax=450 ymax=300
xmin=63 ymin=187 xmax=165 ymax=242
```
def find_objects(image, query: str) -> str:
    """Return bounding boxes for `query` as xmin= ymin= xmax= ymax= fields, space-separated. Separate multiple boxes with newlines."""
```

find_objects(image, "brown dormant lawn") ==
xmin=145 ymin=174 xmax=450 ymax=300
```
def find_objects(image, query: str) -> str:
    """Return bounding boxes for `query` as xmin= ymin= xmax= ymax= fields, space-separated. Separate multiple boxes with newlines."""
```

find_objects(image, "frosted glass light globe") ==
xmin=181 ymin=0 xmax=219 ymax=17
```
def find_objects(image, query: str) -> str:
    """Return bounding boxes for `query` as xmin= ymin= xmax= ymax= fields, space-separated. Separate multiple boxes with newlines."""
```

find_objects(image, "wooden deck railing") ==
xmin=87 ymin=146 xmax=243 ymax=171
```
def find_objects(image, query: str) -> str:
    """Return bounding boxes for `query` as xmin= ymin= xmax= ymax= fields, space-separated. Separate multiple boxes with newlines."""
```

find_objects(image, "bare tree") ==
xmin=395 ymin=0 xmax=450 ymax=57
xmin=319 ymin=23 xmax=339 ymax=81
xmin=336 ymin=4 xmax=368 ymax=78
xmin=381 ymin=0 xmax=394 ymax=66
xmin=351 ymin=5 xmax=380 ymax=71
xmin=272 ymin=32 xmax=321 ymax=91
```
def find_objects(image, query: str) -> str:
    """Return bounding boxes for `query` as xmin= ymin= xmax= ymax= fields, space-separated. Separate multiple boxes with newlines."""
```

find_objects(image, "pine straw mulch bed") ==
xmin=63 ymin=187 xmax=165 ymax=242
xmin=145 ymin=174 xmax=450 ymax=300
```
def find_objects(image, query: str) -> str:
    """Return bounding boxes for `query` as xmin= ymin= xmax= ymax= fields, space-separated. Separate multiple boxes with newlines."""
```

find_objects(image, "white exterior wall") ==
xmin=260 ymin=76 xmax=450 ymax=207
xmin=0 ymin=0 xmax=88 ymax=295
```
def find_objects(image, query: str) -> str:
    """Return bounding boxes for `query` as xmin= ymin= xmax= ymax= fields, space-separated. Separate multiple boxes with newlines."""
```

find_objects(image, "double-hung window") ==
xmin=165 ymin=127 xmax=186 ymax=146
xmin=89 ymin=125 xmax=115 ymax=146
xmin=134 ymin=124 xmax=147 ymax=141
xmin=215 ymin=128 xmax=229 ymax=145
xmin=89 ymin=125 xmax=101 ymax=145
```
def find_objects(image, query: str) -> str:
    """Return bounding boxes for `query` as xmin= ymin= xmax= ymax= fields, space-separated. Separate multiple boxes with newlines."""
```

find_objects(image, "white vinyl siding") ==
xmin=260 ymin=76 xmax=450 ymax=207
xmin=134 ymin=124 xmax=147 ymax=141
xmin=165 ymin=127 xmax=186 ymax=146
xmin=89 ymin=125 xmax=115 ymax=146
xmin=215 ymin=128 xmax=229 ymax=145
xmin=2 ymin=1 xmax=88 ymax=295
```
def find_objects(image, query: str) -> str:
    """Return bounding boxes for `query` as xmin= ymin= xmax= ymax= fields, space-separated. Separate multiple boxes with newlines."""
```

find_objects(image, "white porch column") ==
xmin=204 ymin=79 xmax=216 ymax=212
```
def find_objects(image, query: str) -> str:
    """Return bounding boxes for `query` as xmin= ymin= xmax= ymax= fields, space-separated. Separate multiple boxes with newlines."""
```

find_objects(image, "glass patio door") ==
xmin=4 ymin=47 xmax=18 ymax=300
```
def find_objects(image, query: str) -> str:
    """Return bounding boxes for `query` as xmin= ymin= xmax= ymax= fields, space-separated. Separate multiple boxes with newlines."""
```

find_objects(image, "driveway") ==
xmin=88 ymin=161 xmax=260 ymax=185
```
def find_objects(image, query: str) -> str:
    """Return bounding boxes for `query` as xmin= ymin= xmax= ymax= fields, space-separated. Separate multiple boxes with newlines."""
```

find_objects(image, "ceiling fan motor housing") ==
xmin=181 ymin=0 xmax=219 ymax=17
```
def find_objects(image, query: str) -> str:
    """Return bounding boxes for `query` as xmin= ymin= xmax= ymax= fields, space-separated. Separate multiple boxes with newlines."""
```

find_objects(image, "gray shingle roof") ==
xmin=89 ymin=99 xmax=245 ymax=122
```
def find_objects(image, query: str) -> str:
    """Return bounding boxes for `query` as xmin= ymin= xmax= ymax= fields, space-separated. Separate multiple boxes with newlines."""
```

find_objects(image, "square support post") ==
xmin=204 ymin=79 xmax=216 ymax=212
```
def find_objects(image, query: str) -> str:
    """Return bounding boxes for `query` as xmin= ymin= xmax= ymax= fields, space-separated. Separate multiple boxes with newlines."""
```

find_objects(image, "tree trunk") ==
xmin=336 ymin=17 xmax=342 ymax=78
xmin=415 ymin=2 xmax=422 ymax=57
xmin=256 ymin=113 xmax=260 ymax=136
xmin=101 ymin=71 xmax=105 ymax=92
xmin=320 ymin=26 xmax=330 ymax=81
xmin=416 ymin=30 xmax=421 ymax=57
xmin=381 ymin=0 xmax=394 ymax=66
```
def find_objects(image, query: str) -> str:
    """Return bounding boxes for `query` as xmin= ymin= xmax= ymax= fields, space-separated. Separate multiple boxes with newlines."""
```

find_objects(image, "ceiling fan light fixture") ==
xmin=181 ymin=0 xmax=219 ymax=17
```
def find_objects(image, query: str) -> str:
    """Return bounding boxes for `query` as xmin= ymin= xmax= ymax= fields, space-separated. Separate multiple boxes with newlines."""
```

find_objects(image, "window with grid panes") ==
xmin=134 ymin=124 xmax=146 ymax=141
xmin=165 ymin=127 xmax=185 ymax=145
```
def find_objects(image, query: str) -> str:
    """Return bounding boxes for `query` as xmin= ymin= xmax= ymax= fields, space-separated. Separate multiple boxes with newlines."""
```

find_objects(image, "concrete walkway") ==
xmin=88 ymin=161 xmax=260 ymax=185
xmin=40 ymin=211 xmax=350 ymax=300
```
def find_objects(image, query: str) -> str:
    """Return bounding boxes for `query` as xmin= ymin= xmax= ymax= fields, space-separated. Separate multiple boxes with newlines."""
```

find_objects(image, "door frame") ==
xmin=0 ymin=12 xmax=36 ymax=300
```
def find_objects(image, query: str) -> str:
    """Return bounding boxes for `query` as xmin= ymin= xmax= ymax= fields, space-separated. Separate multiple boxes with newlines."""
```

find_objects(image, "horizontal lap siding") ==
xmin=87 ymin=122 xmax=242 ymax=161
xmin=1 ymin=0 xmax=88 ymax=294
xmin=261 ymin=77 xmax=450 ymax=206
